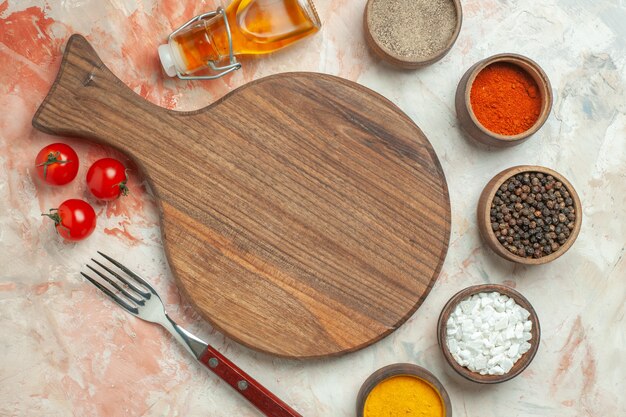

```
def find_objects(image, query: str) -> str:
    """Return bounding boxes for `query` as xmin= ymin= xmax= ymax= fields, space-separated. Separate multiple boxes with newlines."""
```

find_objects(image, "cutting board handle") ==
xmin=33 ymin=34 xmax=167 ymax=155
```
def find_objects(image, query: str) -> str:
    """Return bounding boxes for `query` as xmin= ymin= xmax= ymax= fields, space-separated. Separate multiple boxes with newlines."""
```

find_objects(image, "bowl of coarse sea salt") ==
xmin=437 ymin=284 xmax=540 ymax=383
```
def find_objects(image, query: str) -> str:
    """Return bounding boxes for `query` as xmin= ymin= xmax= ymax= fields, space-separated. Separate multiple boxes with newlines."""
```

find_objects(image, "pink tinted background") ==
xmin=1 ymin=0 xmax=624 ymax=416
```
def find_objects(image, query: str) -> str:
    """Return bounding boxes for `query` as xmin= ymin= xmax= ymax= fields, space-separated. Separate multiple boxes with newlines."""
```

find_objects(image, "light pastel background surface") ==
xmin=1 ymin=0 xmax=624 ymax=416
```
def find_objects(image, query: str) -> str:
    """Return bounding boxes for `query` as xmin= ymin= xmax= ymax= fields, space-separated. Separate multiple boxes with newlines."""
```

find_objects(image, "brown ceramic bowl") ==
xmin=357 ymin=363 xmax=452 ymax=416
xmin=437 ymin=284 xmax=540 ymax=384
xmin=364 ymin=0 xmax=463 ymax=68
xmin=477 ymin=165 xmax=582 ymax=265
xmin=455 ymin=54 xmax=553 ymax=146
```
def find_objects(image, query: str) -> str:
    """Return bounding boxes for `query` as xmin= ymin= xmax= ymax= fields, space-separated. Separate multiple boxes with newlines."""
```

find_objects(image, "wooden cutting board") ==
xmin=33 ymin=34 xmax=450 ymax=358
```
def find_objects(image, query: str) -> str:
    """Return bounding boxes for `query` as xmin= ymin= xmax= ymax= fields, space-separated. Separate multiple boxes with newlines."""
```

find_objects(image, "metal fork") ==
xmin=81 ymin=252 xmax=302 ymax=417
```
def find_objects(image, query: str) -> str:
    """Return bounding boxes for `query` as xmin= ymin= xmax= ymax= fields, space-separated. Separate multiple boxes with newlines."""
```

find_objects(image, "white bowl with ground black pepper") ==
xmin=477 ymin=165 xmax=583 ymax=265
xmin=364 ymin=0 xmax=462 ymax=68
xmin=437 ymin=284 xmax=540 ymax=384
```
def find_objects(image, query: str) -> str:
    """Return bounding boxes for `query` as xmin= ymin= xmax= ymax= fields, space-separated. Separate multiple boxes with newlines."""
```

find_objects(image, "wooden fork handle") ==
xmin=200 ymin=346 xmax=303 ymax=417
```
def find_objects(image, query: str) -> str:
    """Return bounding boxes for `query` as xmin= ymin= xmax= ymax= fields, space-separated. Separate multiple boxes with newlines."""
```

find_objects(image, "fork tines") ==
xmin=81 ymin=252 xmax=152 ymax=314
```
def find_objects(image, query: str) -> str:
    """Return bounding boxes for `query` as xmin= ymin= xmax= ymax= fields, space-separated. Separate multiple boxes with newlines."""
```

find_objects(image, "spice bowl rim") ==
xmin=363 ymin=0 xmax=463 ymax=68
xmin=458 ymin=53 xmax=553 ymax=146
xmin=356 ymin=363 xmax=452 ymax=417
xmin=437 ymin=284 xmax=541 ymax=384
xmin=477 ymin=165 xmax=583 ymax=265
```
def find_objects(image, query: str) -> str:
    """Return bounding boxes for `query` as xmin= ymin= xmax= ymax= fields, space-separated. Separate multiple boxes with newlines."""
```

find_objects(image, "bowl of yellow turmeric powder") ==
xmin=357 ymin=363 xmax=452 ymax=417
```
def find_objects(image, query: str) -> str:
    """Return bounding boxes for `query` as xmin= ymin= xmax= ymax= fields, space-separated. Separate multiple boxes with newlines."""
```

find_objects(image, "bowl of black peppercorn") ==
xmin=477 ymin=165 xmax=582 ymax=265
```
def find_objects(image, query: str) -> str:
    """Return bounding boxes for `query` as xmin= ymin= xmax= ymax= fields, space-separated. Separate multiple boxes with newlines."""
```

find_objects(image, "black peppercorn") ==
xmin=490 ymin=172 xmax=576 ymax=259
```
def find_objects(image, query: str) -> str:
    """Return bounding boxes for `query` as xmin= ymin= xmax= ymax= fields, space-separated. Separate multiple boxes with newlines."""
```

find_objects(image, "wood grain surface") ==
xmin=33 ymin=34 xmax=451 ymax=358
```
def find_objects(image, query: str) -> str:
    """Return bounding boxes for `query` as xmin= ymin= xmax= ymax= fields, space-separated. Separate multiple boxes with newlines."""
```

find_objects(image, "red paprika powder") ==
xmin=470 ymin=62 xmax=542 ymax=136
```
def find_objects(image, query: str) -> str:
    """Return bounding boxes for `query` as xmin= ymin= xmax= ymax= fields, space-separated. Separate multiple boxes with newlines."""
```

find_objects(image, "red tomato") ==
xmin=35 ymin=143 xmax=79 ymax=185
xmin=42 ymin=199 xmax=96 ymax=241
xmin=86 ymin=158 xmax=129 ymax=201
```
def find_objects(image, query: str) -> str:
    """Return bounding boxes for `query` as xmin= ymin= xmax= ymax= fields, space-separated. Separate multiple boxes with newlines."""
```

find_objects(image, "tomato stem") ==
xmin=118 ymin=180 xmax=129 ymax=196
xmin=41 ymin=209 xmax=70 ymax=235
xmin=36 ymin=152 xmax=72 ymax=179
xmin=118 ymin=169 xmax=130 ymax=196
xmin=41 ymin=208 xmax=61 ymax=225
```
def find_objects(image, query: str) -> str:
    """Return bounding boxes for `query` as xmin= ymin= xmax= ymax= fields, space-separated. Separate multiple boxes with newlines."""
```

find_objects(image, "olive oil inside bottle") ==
xmin=169 ymin=0 xmax=320 ymax=75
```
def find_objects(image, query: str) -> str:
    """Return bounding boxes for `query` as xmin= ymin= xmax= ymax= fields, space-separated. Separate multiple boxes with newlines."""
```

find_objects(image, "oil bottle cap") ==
xmin=158 ymin=44 xmax=178 ymax=77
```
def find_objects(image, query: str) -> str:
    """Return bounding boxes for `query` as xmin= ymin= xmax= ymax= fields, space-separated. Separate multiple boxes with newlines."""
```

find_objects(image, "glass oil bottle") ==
xmin=159 ymin=0 xmax=321 ymax=79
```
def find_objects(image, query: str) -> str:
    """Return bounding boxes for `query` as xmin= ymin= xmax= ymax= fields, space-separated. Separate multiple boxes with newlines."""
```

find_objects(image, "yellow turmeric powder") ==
xmin=363 ymin=375 xmax=444 ymax=417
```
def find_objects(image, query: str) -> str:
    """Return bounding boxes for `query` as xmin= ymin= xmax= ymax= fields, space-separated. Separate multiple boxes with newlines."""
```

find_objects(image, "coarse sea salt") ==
xmin=445 ymin=291 xmax=533 ymax=376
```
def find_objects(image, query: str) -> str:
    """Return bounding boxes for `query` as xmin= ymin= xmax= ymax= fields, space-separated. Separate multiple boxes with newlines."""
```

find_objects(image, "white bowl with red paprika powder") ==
xmin=455 ymin=53 xmax=553 ymax=147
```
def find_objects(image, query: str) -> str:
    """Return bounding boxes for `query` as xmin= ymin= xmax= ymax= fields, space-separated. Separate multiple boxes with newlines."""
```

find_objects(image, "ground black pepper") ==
xmin=368 ymin=0 xmax=457 ymax=60
xmin=490 ymin=172 xmax=576 ymax=259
